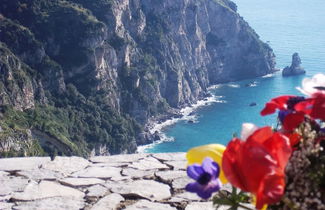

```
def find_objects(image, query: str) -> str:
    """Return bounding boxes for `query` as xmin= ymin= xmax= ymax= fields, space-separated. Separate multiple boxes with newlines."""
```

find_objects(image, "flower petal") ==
xmin=186 ymin=144 xmax=227 ymax=183
xmin=202 ymin=157 xmax=220 ymax=178
xmin=282 ymin=112 xmax=305 ymax=131
xmin=185 ymin=182 xmax=201 ymax=193
xmin=295 ymin=93 xmax=325 ymax=120
xmin=262 ymin=132 xmax=292 ymax=171
xmin=260 ymin=95 xmax=295 ymax=116
xmin=199 ymin=179 xmax=222 ymax=199
xmin=256 ymin=173 xmax=285 ymax=209
xmin=222 ymin=138 xmax=248 ymax=191
xmin=187 ymin=164 xmax=204 ymax=180
xmin=247 ymin=126 xmax=273 ymax=145
xmin=186 ymin=144 xmax=225 ymax=165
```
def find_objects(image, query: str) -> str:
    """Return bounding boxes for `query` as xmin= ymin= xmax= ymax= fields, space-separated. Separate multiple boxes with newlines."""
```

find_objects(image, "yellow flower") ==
xmin=186 ymin=144 xmax=227 ymax=183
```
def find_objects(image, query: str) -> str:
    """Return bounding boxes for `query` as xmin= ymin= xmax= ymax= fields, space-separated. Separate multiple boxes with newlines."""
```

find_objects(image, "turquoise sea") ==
xmin=143 ymin=0 xmax=325 ymax=153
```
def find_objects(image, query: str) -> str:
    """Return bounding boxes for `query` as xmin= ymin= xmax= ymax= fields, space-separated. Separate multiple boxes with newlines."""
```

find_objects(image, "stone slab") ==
xmin=59 ymin=177 xmax=105 ymax=187
xmin=71 ymin=166 xmax=121 ymax=179
xmin=110 ymin=180 xmax=171 ymax=201
xmin=13 ymin=196 xmax=85 ymax=210
xmin=151 ymin=153 xmax=186 ymax=161
xmin=12 ymin=180 xmax=85 ymax=201
xmin=0 ymin=202 xmax=14 ymax=210
xmin=124 ymin=200 xmax=177 ymax=210
xmin=0 ymin=176 xmax=29 ymax=196
xmin=86 ymin=184 xmax=109 ymax=199
xmin=172 ymin=176 xmax=192 ymax=190
xmin=185 ymin=202 xmax=215 ymax=210
xmin=0 ymin=157 xmax=51 ymax=171
xmin=90 ymin=153 xmax=147 ymax=163
xmin=165 ymin=160 xmax=187 ymax=170
xmin=155 ymin=170 xmax=186 ymax=182
xmin=42 ymin=156 xmax=90 ymax=176
xmin=129 ymin=157 xmax=169 ymax=170
xmin=17 ymin=168 xmax=64 ymax=181
xmin=90 ymin=193 xmax=124 ymax=210
xmin=168 ymin=192 xmax=201 ymax=202
xmin=122 ymin=168 xmax=156 ymax=179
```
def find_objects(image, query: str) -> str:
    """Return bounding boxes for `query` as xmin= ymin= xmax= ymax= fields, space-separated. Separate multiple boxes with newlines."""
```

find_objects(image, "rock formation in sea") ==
xmin=282 ymin=52 xmax=306 ymax=76
xmin=0 ymin=0 xmax=276 ymax=157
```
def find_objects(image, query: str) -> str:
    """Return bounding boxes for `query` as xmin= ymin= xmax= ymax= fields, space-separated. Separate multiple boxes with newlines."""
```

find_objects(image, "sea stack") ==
xmin=282 ymin=53 xmax=306 ymax=76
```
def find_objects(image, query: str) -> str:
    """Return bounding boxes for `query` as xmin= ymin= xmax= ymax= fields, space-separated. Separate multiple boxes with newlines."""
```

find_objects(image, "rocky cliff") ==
xmin=0 ymin=0 xmax=276 ymax=157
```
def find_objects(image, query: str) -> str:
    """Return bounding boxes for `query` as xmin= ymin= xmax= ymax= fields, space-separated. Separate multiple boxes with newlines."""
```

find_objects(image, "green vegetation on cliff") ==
xmin=0 ymin=0 xmax=142 ymax=157
xmin=0 ymin=0 xmax=275 ymax=157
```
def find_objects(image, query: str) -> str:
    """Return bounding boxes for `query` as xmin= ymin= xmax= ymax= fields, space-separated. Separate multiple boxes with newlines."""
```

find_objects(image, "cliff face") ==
xmin=0 ymin=0 xmax=275 ymax=156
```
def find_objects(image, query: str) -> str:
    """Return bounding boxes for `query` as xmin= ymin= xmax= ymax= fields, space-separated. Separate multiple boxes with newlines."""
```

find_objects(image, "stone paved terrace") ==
xmin=0 ymin=153 xmax=237 ymax=210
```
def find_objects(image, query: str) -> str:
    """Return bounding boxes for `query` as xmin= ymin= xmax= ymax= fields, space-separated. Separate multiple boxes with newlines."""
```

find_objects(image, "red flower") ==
xmin=284 ymin=132 xmax=301 ymax=147
xmin=261 ymin=96 xmax=306 ymax=132
xmin=295 ymin=93 xmax=325 ymax=121
xmin=260 ymin=95 xmax=296 ymax=116
xmin=282 ymin=112 xmax=305 ymax=132
xmin=222 ymin=127 xmax=292 ymax=209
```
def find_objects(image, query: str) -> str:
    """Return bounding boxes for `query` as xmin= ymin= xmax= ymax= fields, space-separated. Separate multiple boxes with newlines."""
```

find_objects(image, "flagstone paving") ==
xmin=0 ymin=153 xmax=242 ymax=210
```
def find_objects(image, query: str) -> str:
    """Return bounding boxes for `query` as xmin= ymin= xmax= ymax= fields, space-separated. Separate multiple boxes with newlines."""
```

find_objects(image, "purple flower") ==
xmin=185 ymin=157 xmax=221 ymax=199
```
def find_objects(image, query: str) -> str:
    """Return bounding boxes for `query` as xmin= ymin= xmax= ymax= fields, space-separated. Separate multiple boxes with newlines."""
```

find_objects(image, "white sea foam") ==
xmin=207 ymin=84 xmax=222 ymax=90
xmin=227 ymin=83 xmax=240 ymax=88
xmin=137 ymin=134 xmax=175 ymax=153
xmin=262 ymin=73 xmax=275 ymax=78
xmin=246 ymin=81 xmax=258 ymax=87
xmin=137 ymin=94 xmax=225 ymax=153
xmin=250 ymin=81 xmax=258 ymax=87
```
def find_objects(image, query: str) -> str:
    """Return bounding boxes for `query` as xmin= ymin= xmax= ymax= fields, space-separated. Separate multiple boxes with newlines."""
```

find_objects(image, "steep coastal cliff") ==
xmin=0 ymin=0 xmax=276 ymax=157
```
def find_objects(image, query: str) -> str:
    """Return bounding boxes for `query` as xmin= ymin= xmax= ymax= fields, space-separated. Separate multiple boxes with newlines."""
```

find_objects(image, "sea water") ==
xmin=142 ymin=0 xmax=325 ymax=153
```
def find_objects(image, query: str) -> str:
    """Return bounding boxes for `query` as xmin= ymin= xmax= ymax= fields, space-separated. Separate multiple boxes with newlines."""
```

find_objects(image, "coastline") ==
xmin=136 ymin=73 xmax=277 ymax=153
xmin=137 ymin=91 xmax=225 ymax=153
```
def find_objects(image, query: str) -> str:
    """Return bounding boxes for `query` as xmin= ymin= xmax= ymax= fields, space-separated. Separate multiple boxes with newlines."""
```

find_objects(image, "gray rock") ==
xmin=42 ymin=156 xmax=90 ymax=176
xmin=124 ymin=200 xmax=177 ymax=210
xmin=0 ymin=176 xmax=29 ymax=196
xmin=12 ymin=180 xmax=85 ymax=201
xmin=0 ymin=195 xmax=10 ymax=201
xmin=172 ymin=176 xmax=192 ymax=190
xmin=185 ymin=202 xmax=215 ymax=210
xmin=90 ymin=193 xmax=124 ymax=210
xmin=0 ymin=171 xmax=9 ymax=177
xmin=110 ymin=180 xmax=171 ymax=201
xmin=17 ymin=168 xmax=64 ymax=181
xmin=129 ymin=157 xmax=169 ymax=170
xmin=86 ymin=184 xmax=109 ymax=200
xmin=92 ymin=162 xmax=129 ymax=167
xmin=168 ymin=192 xmax=201 ymax=202
xmin=122 ymin=168 xmax=156 ymax=179
xmin=71 ymin=166 xmax=121 ymax=179
xmin=13 ymin=196 xmax=85 ymax=210
xmin=0 ymin=157 xmax=51 ymax=171
xmin=152 ymin=153 xmax=186 ymax=161
xmin=59 ymin=177 xmax=105 ymax=187
xmin=155 ymin=170 xmax=186 ymax=182
xmin=90 ymin=154 xmax=147 ymax=163
xmin=0 ymin=202 xmax=14 ymax=210
xmin=165 ymin=160 xmax=187 ymax=170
